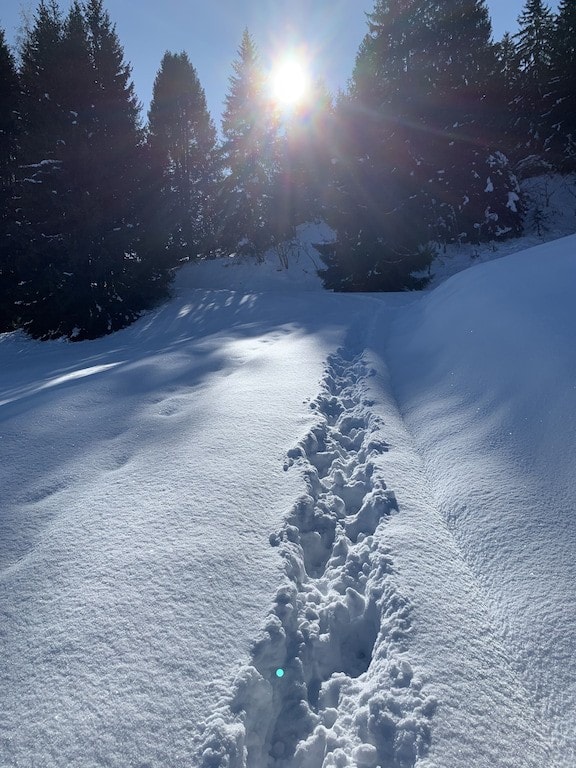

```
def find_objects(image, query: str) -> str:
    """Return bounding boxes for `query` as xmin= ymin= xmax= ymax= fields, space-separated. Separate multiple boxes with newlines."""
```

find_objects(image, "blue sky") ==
xmin=1 ymin=1 xmax=559 ymax=124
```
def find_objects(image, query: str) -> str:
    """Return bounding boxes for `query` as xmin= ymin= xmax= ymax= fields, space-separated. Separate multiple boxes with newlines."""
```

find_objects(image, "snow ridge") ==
xmin=198 ymin=333 xmax=436 ymax=767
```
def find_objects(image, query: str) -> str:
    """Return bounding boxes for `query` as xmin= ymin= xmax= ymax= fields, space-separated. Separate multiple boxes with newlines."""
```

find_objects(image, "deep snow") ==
xmin=1 ymin=206 xmax=576 ymax=767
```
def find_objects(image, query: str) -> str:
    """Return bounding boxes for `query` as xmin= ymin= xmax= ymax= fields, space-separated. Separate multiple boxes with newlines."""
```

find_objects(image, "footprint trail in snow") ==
xmin=198 ymin=332 xmax=437 ymax=768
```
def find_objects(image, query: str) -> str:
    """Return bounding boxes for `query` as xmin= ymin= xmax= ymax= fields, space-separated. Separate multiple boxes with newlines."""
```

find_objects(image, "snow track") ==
xmin=198 ymin=333 xmax=437 ymax=767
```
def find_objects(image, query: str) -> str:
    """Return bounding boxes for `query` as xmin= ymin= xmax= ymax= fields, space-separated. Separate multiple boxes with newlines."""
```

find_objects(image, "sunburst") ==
xmin=269 ymin=56 xmax=310 ymax=110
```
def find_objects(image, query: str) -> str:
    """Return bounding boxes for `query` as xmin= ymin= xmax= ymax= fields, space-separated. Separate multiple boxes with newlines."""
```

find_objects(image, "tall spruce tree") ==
xmin=322 ymin=91 xmax=432 ymax=291
xmin=413 ymin=0 xmax=522 ymax=242
xmin=276 ymin=78 xmax=334 ymax=229
xmin=495 ymin=32 xmax=522 ymax=99
xmin=14 ymin=0 xmax=71 ymax=336
xmin=19 ymin=0 xmax=66 ymax=153
xmin=219 ymin=29 xmax=278 ymax=257
xmin=13 ymin=0 xmax=168 ymax=340
xmin=513 ymin=0 xmax=555 ymax=159
xmin=0 ymin=28 xmax=19 ymax=192
xmin=493 ymin=32 xmax=522 ymax=155
xmin=322 ymin=0 xmax=435 ymax=291
xmin=545 ymin=0 xmax=576 ymax=169
xmin=0 ymin=27 xmax=21 ymax=332
xmin=147 ymin=51 xmax=220 ymax=262
xmin=323 ymin=0 xmax=522 ymax=291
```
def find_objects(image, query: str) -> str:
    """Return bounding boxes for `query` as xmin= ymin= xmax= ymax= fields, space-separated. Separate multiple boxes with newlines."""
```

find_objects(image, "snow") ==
xmin=427 ymin=173 xmax=576 ymax=287
xmin=385 ymin=234 xmax=576 ymax=765
xmin=506 ymin=191 xmax=519 ymax=211
xmin=1 ymin=187 xmax=576 ymax=767
xmin=176 ymin=222 xmax=331 ymax=293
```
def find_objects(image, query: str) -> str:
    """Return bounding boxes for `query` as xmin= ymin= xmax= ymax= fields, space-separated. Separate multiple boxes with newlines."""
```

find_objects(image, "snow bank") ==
xmin=175 ymin=222 xmax=332 ymax=294
xmin=386 ymin=234 xmax=576 ymax=764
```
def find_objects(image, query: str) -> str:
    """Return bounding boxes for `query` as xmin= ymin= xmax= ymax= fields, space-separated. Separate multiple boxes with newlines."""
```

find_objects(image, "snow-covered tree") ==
xmin=12 ymin=0 xmax=169 ymax=341
xmin=321 ymin=0 xmax=436 ymax=291
xmin=12 ymin=0 xmax=70 ymax=335
xmin=515 ymin=0 xmax=555 ymax=83
xmin=0 ymin=27 xmax=19 ymax=192
xmin=322 ymin=0 xmax=522 ymax=291
xmin=413 ymin=0 xmax=523 ymax=241
xmin=495 ymin=32 xmax=522 ymax=97
xmin=492 ymin=32 xmax=522 ymax=156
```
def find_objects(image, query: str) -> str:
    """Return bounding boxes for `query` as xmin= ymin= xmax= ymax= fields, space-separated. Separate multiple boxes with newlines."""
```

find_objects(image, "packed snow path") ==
xmin=198 ymin=325 xmax=436 ymax=767
xmin=195 ymin=298 xmax=554 ymax=768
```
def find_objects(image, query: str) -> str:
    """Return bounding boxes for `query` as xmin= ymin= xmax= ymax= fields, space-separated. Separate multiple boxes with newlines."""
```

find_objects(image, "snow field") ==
xmin=1 ymin=215 xmax=576 ymax=767
xmin=195 ymin=278 xmax=563 ymax=767
xmin=0 ymin=290 xmax=340 ymax=768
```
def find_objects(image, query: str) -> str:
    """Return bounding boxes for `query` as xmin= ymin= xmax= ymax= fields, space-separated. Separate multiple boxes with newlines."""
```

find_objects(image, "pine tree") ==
xmin=219 ymin=29 xmax=278 ymax=257
xmin=322 ymin=0 xmax=522 ymax=291
xmin=147 ymin=51 xmax=220 ymax=262
xmin=12 ymin=0 xmax=71 ymax=336
xmin=493 ymin=32 xmax=522 ymax=155
xmin=513 ymin=0 xmax=555 ymax=159
xmin=276 ymin=78 xmax=334 ymax=229
xmin=19 ymin=0 xmax=66 ymax=153
xmin=13 ymin=0 xmax=168 ymax=340
xmin=545 ymin=0 xmax=576 ymax=170
xmin=412 ymin=0 xmax=523 ymax=241
xmin=320 ymin=0 xmax=435 ymax=291
xmin=0 ymin=28 xmax=19 ymax=191
xmin=0 ymin=27 xmax=21 ymax=332
xmin=322 ymin=91 xmax=432 ymax=291
xmin=496 ymin=32 xmax=522 ymax=97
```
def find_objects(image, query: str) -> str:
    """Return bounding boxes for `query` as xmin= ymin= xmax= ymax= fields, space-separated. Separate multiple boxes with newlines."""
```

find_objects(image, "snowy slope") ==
xmin=386 ymin=234 xmax=576 ymax=765
xmin=0 ymin=288 xmax=348 ymax=766
xmin=1 ymin=227 xmax=576 ymax=767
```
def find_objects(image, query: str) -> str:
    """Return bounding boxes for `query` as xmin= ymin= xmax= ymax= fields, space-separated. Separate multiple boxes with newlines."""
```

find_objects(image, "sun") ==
xmin=270 ymin=56 xmax=310 ymax=110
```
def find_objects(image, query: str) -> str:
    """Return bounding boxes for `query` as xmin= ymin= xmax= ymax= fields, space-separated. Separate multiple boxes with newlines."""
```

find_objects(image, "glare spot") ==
xmin=270 ymin=57 xmax=310 ymax=108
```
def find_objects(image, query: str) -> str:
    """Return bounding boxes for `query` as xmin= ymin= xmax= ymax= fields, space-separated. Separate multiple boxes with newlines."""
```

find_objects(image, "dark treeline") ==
xmin=0 ymin=0 xmax=574 ymax=339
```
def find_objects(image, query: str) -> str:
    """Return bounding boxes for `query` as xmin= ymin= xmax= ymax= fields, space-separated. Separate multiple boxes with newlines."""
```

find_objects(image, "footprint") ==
xmin=158 ymin=400 xmax=180 ymax=417
xmin=197 ymin=340 xmax=434 ymax=768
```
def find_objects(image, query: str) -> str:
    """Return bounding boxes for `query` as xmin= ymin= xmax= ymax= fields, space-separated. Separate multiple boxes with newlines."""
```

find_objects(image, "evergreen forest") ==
xmin=0 ymin=0 xmax=574 ymax=340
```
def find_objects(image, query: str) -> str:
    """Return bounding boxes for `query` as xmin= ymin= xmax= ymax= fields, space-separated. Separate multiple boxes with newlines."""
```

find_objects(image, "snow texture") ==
xmin=1 ymin=186 xmax=576 ymax=767
xmin=197 ymin=323 xmax=436 ymax=767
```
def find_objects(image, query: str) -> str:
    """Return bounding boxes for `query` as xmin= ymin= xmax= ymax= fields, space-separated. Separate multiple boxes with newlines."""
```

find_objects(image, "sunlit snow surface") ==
xmin=1 ymin=214 xmax=576 ymax=767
